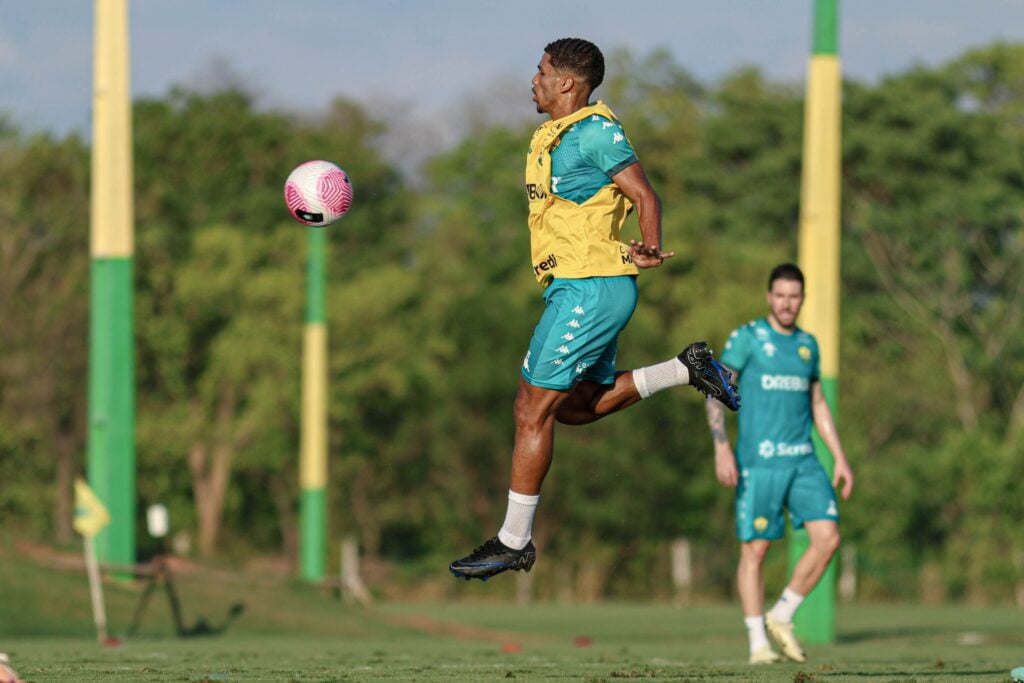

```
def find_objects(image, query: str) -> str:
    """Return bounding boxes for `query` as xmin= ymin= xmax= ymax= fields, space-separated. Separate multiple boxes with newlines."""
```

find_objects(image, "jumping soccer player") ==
xmin=704 ymin=262 xmax=853 ymax=664
xmin=449 ymin=37 xmax=739 ymax=580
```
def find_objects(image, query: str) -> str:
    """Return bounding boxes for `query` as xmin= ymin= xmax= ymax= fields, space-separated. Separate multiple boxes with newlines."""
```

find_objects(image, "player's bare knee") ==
xmin=513 ymin=391 xmax=555 ymax=433
xmin=554 ymin=383 xmax=602 ymax=425
xmin=513 ymin=401 xmax=543 ymax=432
xmin=741 ymin=540 xmax=771 ymax=565
xmin=554 ymin=402 xmax=599 ymax=425
xmin=554 ymin=408 xmax=583 ymax=425
xmin=811 ymin=529 xmax=841 ymax=558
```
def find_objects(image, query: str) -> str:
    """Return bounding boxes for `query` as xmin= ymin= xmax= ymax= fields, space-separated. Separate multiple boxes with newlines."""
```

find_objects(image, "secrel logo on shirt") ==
xmin=760 ymin=374 xmax=809 ymax=391
xmin=758 ymin=440 xmax=814 ymax=459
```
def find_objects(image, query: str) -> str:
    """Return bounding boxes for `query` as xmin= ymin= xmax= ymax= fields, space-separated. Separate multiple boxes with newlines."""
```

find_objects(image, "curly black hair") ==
xmin=544 ymin=38 xmax=604 ymax=91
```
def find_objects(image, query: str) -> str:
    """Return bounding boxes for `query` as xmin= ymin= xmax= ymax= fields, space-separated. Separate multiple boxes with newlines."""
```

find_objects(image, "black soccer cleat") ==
xmin=449 ymin=536 xmax=536 ymax=581
xmin=678 ymin=341 xmax=741 ymax=411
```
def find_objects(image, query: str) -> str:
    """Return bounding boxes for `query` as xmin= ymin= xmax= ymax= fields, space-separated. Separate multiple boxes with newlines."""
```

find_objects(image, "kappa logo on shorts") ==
xmin=826 ymin=501 xmax=838 ymax=517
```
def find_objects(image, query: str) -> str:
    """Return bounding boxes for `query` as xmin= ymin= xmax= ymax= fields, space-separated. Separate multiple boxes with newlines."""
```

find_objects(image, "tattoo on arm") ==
xmin=706 ymin=400 xmax=729 ymax=444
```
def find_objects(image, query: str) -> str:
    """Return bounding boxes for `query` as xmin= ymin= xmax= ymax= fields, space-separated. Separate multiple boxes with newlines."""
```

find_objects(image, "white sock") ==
xmin=632 ymin=358 xmax=690 ymax=399
xmin=497 ymin=490 xmax=539 ymax=550
xmin=744 ymin=616 xmax=770 ymax=653
xmin=768 ymin=587 xmax=805 ymax=624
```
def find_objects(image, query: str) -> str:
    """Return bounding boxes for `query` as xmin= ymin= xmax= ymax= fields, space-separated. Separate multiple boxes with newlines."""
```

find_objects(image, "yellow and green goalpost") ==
xmin=300 ymin=228 xmax=328 ymax=581
xmin=88 ymin=0 xmax=135 ymax=569
xmin=90 ymin=0 xmax=330 ymax=579
xmin=793 ymin=0 xmax=841 ymax=643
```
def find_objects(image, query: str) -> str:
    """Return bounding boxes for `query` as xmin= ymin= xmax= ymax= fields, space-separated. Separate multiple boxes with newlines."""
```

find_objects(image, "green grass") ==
xmin=2 ymin=543 xmax=1022 ymax=681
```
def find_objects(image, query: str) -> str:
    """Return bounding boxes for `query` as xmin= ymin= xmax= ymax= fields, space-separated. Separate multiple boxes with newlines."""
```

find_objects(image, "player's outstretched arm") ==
xmin=811 ymin=380 xmax=854 ymax=499
xmin=611 ymin=163 xmax=675 ymax=268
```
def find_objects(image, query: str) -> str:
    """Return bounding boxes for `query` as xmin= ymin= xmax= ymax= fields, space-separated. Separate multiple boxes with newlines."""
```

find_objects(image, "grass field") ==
xmin=2 ymin=543 xmax=1022 ymax=681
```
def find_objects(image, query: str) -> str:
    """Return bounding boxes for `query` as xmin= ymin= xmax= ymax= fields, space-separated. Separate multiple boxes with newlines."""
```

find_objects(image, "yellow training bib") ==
xmin=524 ymin=102 xmax=638 ymax=285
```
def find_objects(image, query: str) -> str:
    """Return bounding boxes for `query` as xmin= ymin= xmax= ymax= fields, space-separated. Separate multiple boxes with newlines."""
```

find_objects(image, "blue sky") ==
xmin=2 ymin=0 xmax=1023 ymax=138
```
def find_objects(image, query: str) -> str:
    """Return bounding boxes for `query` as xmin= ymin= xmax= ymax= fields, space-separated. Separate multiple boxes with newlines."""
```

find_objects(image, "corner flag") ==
xmin=75 ymin=476 xmax=116 ymax=643
xmin=74 ymin=477 xmax=111 ymax=538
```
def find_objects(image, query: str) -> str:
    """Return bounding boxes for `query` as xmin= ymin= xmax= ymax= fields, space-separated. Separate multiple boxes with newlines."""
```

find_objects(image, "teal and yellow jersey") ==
xmin=525 ymin=102 xmax=641 ymax=284
xmin=550 ymin=114 xmax=637 ymax=204
xmin=720 ymin=318 xmax=820 ymax=469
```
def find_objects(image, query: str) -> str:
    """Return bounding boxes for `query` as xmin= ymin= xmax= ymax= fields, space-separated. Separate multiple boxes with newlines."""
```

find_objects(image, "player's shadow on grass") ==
xmin=177 ymin=602 xmax=246 ymax=638
xmin=836 ymin=625 xmax=951 ymax=644
xmin=818 ymin=671 xmax=1007 ymax=678
xmin=127 ymin=556 xmax=246 ymax=638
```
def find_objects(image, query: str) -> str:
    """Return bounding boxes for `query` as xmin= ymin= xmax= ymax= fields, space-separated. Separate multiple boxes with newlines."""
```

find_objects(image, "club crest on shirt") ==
xmin=798 ymin=346 xmax=812 ymax=362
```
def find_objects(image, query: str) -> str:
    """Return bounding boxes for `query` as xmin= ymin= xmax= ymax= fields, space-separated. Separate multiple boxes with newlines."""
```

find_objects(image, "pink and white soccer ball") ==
xmin=284 ymin=160 xmax=353 ymax=226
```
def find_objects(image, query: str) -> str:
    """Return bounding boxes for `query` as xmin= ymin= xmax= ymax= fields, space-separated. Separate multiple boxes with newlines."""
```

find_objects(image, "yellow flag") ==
xmin=74 ymin=478 xmax=111 ymax=538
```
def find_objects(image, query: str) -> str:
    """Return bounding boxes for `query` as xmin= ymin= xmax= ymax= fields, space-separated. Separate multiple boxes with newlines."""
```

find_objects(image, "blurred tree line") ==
xmin=1 ymin=43 xmax=1022 ymax=604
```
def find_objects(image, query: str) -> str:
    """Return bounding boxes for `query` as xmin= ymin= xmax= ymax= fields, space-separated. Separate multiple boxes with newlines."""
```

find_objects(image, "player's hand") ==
xmin=628 ymin=240 xmax=675 ymax=269
xmin=714 ymin=446 xmax=738 ymax=487
xmin=833 ymin=457 xmax=854 ymax=500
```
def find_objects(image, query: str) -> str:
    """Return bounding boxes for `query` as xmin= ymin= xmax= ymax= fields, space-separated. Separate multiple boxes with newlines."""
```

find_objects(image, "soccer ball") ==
xmin=283 ymin=160 xmax=354 ymax=226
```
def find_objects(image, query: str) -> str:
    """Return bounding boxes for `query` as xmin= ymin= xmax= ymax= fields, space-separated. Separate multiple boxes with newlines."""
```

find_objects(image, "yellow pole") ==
xmin=89 ymin=0 xmax=136 ymax=570
xmin=794 ymin=0 xmax=841 ymax=644
xmin=300 ymin=228 xmax=328 ymax=580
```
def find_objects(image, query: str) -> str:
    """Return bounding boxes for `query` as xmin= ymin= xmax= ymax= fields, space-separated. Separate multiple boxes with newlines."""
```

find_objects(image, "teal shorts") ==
xmin=521 ymin=276 xmax=638 ymax=391
xmin=735 ymin=457 xmax=839 ymax=542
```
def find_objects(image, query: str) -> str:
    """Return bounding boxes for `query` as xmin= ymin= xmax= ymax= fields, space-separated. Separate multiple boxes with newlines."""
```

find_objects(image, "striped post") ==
xmin=793 ymin=0 xmax=841 ymax=644
xmin=88 ymin=0 xmax=135 ymax=569
xmin=299 ymin=227 xmax=328 ymax=581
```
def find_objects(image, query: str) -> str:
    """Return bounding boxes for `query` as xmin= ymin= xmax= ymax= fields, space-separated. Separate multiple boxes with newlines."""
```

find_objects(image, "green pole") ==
xmin=300 ymin=227 xmax=328 ymax=581
xmin=88 ymin=0 xmax=135 ymax=569
xmin=793 ymin=0 xmax=841 ymax=644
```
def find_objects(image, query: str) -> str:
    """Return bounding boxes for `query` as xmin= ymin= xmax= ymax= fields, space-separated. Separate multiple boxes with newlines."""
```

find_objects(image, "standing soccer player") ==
xmin=449 ymin=38 xmax=740 ymax=580
xmin=705 ymin=263 xmax=853 ymax=664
